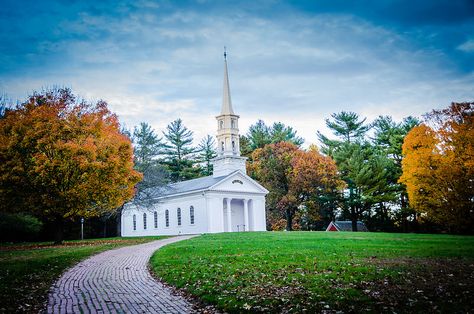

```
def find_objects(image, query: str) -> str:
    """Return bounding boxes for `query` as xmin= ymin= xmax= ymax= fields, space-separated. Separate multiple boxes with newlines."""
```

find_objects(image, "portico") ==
xmin=223 ymin=198 xmax=254 ymax=232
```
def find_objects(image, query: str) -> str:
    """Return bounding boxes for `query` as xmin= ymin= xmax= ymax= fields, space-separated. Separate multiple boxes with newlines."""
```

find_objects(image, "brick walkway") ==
xmin=47 ymin=236 xmax=197 ymax=313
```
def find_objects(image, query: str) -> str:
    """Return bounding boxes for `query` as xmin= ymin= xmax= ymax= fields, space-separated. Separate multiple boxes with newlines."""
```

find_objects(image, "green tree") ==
xmin=132 ymin=122 xmax=164 ymax=170
xmin=162 ymin=119 xmax=199 ymax=182
xmin=198 ymin=135 xmax=217 ymax=176
xmin=131 ymin=122 xmax=169 ymax=207
xmin=372 ymin=115 xmax=419 ymax=230
xmin=245 ymin=120 xmax=304 ymax=153
xmin=318 ymin=111 xmax=370 ymax=148
xmin=318 ymin=111 xmax=396 ymax=231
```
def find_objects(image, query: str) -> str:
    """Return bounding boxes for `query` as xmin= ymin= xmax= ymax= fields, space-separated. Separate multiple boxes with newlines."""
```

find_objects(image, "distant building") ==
xmin=326 ymin=221 xmax=369 ymax=232
xmin=121 ymin=53 xmax=268 ymax=237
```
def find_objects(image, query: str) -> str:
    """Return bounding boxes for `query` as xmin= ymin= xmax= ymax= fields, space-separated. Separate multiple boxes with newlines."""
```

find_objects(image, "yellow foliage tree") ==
xmin=400 ymin=102 xmax=474 ymax=233
xmin=0 ymin=89 xmax=142 ymax=242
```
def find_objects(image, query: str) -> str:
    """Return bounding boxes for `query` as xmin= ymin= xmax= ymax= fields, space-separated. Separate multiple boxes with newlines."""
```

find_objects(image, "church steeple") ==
xmin=212 ymin=49 xmax=247 ymax=177
xmin=221 ymin=47 xmax=235 ymax=115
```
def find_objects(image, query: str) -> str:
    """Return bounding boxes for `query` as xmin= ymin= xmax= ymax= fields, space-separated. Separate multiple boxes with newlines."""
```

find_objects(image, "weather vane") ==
xmin=224 ymin=46 xmax=227 ymax=60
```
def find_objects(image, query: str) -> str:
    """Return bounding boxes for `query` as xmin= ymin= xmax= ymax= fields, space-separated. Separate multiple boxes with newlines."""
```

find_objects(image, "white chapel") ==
xmin=121 ymin=53 xmax=268 ymax=236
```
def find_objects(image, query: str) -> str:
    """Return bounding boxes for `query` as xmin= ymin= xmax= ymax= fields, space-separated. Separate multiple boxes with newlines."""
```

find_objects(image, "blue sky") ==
xmin=1 ymin=0 xmax=473 ymax=145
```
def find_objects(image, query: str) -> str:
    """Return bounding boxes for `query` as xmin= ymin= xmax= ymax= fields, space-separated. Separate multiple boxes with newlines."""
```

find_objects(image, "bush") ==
xmin=0 ymin=213 xmax=43 ymax=242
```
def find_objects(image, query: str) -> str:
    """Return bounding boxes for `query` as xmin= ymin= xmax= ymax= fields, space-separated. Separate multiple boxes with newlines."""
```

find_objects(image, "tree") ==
xmin=269 ymin=122 xmax=304 ymax=146
xmin=246 ymin=119 xmax=271 ymax=151
xmin=250 ymin=142 xmax=343 ymax=231
xmin=372 ymin=115 xmax=419 ymax=231
xmin=130 ymin=122 xmax=169 ymax=209
xmin=318 ymin=111 xmax=376 ymax=231
xmin=244 ymin=120 xmax=304 ymax=153
xmin=0 ymin=88 xmax=142 ymax=243
xmin=132 ymin=122 xmax=164 ymax=170
xmin=318 ymin=111 xmax=370 ymax=148
xmin=197 ymin=135 xmax=217 ymax=176
xmin=162 ymin=119 xmax=199 ymax=182
xmin=400 ymin=102 xmax=474 ymax=233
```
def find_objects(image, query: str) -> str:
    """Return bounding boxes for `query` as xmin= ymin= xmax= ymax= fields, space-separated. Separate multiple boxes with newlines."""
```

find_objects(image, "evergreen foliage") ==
xmin=162 ymin=119 xmax=200 ymax=182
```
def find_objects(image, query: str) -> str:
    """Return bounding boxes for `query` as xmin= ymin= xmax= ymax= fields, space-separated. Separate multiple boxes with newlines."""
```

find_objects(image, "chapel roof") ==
xmin=160 ymin=174 xmax=227 ymax=196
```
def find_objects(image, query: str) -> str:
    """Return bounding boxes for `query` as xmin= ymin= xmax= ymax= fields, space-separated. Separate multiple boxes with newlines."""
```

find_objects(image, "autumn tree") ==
xmin=162 ymin=119 xmax=199 ymax=182
xmin=400 ymin=102 xmax=474 ymax=233
xmin=250 ymin=142 xmax=343 ymax=231
xmin=197 ymin=135 xmax=217 ymax=176
xmin=0 ymin=88 xmax=142 ymax=243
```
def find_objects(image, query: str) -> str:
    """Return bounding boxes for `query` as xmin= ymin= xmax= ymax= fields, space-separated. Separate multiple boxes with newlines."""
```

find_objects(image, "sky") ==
xmin=1 ymin=0 xmax=473 ymax=146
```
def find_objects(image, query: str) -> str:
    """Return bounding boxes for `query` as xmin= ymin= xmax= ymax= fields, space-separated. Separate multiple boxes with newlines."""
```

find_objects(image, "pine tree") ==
xmin=162 ymin=119 xmax=199 ymax=182
xmin=131 ymin=122 xmax=169 ymax=207
xmin=197 ymin=135 xmax=217 ymax=176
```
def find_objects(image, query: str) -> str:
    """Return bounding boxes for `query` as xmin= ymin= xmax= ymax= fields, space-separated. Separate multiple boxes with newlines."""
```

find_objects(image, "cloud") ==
xmin=0 ymin=1 xmax=473 ymax=148
xmin=458 ymin=39 xmax=474 ymax=53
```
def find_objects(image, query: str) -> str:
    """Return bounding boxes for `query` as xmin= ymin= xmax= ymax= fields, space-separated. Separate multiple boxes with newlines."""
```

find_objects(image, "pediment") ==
xmin=209 ymin=171 xmax=269 ymax=194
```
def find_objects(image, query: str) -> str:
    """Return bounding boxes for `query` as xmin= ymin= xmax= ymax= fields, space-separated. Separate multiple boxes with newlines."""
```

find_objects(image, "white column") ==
xmin=243 ymin=199 xmax=249 ymax=231
xmin=226 ymin=198 xmax=232 ymax=232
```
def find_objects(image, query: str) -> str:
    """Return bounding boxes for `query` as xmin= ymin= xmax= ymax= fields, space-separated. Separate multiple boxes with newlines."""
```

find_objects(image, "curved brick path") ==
xmin=47 ymin=236 xmax=197 ymax=313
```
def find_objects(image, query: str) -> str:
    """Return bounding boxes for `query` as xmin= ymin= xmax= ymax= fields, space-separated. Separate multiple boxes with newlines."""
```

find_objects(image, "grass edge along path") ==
xmin=151 ymin=232 xmax=474 ymax=313
xmin=0 ymin=236 xmax=165 ymax=313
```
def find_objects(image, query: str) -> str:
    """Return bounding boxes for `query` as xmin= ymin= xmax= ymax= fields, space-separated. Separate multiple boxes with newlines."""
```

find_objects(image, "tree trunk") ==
xmin=285 ymin=208 xmax=293 ymax=231
xmin=54 ymin=215 xmax=64 ymax=245
xmin=351 ymin=208 xmax=358 ymax=232
xmin=103 ymin=217 xmax=107 ymax=238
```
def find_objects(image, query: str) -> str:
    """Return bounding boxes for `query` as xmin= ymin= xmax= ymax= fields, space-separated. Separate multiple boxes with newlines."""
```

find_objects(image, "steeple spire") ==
xmin=213 ymin=48 xmax=247 ymax=177
xmin=221 ymin=47 xmax=234 ymax=115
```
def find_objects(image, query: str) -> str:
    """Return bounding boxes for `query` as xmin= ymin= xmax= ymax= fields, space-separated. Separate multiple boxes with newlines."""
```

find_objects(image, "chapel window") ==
xmin=154 ymin=211 xmax=158 ymax=229
xmin=177 ymin=208 xmax=182 ymax=226
xmin=133 ymin=214 xmax=136 ymax=231
xmin=165 ymin=210 xmax=169 ymax=227
xmin=143 ymin=213 xmax=147 ymax=230
xmin=190 ymin=206 xmax=195 ymax=225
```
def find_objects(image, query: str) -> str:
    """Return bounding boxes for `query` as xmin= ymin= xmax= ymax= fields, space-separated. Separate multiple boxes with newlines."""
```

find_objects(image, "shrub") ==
xmin=0 ymin=213 xmax=43 ymax=242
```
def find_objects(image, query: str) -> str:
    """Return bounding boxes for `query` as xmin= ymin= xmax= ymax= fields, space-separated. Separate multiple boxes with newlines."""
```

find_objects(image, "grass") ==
xmin=151 ymin=232 xmax=474 ymax=313
xmin=0 ymin=236 xmax=165 ymax=313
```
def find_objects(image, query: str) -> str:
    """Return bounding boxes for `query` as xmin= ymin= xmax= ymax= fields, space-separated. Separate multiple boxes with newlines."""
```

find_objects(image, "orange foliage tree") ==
xmin=0 ymin=88 xmax=142 ymax=242
xmin=399 ymin=102 xmax=473 ymax=233
xmin=249 ymin=142 xmax=344 ymax=231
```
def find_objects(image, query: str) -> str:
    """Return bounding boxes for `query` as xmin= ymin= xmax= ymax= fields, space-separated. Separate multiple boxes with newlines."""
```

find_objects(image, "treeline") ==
xmin=241 ymin=115 xmax=420 ymax=233
xmin=0 ymin=88 xmax=471 ymax=241
xmin=242 ymin=105 xmax=473 ymax=234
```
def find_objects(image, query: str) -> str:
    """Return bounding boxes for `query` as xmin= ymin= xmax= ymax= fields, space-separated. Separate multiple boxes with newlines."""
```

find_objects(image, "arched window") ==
xmin=190 ymin=206 xmax=195 ymax=225
xmin=220 ymin=120 xmax=224 ymax=129
xmin=231 ymin=119 xmax=235 ymax=128
xmin=165 ymin=210 xmax=169 ymax=227
xmin=221 ymin=141 xmax=224 ymax=151
xmin=154 ymin=211 xmax=158 ymax=228
xmin=143 ymin=213 xmax=147 ymax=230
xmin=177 ymin=208 xmax=182 ymax=226
xmin=133 ymin=214 xmax=136 ymax=231
xmin=232 ymin=140 xmax=235 ymax=151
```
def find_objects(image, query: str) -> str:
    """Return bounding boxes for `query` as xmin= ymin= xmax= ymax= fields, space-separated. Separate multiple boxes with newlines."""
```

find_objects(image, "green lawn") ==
xmin=151 ymin=232 xmax=474 ymax=313
xmin=0 ymin=236 xmax=164 ymax=313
